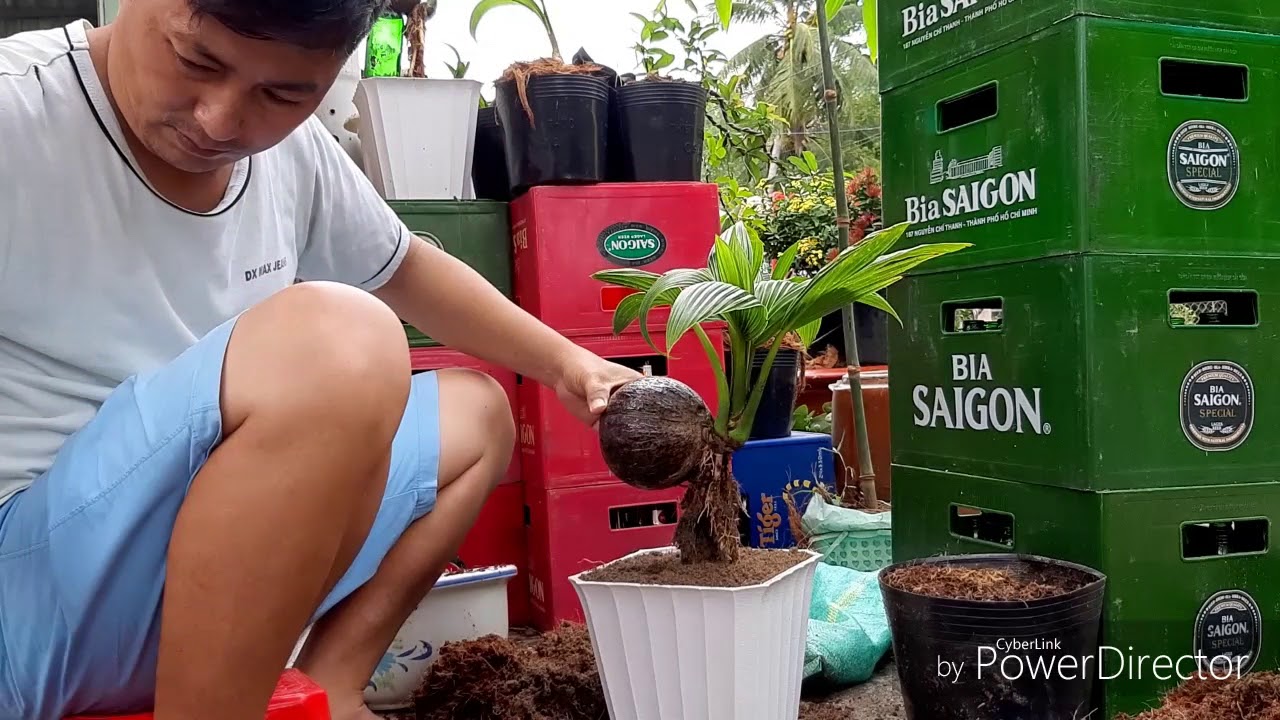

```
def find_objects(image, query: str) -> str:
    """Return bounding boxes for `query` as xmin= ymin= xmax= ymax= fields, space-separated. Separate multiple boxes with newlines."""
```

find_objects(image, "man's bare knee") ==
xmin=436 ymin=368 xmax=514 ymax=489
xmin=221 ymin=281 xmax=411 ymax=439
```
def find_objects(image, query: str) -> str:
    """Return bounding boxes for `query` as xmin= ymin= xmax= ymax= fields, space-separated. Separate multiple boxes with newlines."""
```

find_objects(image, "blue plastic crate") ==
xmin=732 ymin=431 xmax=836 ymax=549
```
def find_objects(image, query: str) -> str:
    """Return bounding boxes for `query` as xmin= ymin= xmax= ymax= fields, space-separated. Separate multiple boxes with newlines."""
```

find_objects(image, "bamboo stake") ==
xmin=815 ymin=0 xmax=877 ymax=509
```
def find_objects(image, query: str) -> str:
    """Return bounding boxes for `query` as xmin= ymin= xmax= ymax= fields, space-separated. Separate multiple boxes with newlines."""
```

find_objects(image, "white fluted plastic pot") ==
xmin=569 ymin=547 xmax=821 ymax=720
xmin=353 ymin=77 xmax=481 ymax=200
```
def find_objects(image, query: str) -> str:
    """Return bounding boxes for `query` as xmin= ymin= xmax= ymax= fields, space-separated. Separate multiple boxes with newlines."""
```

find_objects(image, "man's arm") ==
xmin=371 ymin=236 xmax=593 ymax=389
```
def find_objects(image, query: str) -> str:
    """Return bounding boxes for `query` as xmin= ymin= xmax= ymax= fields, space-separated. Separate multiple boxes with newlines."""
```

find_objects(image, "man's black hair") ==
xmin=187 ymin=0 xmax=391 ymax=55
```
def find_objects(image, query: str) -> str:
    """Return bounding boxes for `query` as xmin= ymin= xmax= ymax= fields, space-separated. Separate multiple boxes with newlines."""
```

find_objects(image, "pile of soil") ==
xmin=580 ymin=548 xmax=809 ymax=588
xmin=1114 ymin=673 xmax=1280 ymax=719
xmin=882 ymin=563 xmax=1091 ymax=602
xmin=413 ymin=623 xmax=605 ymax=720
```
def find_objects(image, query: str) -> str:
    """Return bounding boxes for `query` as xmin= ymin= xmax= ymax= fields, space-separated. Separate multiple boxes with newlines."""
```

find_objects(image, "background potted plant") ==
xmin=354 ymin=0 xmax=483 ymax=199
xmin=759 ymin=156 xmax=887 ymax=365
xmin=567 ymin=220 xmax=967 ymax=719
xmin=612 ymin=0 xmax=712 ymax=182
xmin=472 ymin=0 xmax=613 ymax=193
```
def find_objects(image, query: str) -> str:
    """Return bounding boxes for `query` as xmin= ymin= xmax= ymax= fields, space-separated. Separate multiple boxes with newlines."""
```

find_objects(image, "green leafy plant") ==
xmin=443 ymin=43 xmax=470 ymax=78
xmin=759 ymin=164 xmax=883 ymax=276
xmin=593 ymin=221 xmax=966 ymax=563
xmin=595 ymin=221 xmax=965 ymax=444
xmin=631 ymin=0 xmax=683 ymax=75
xmin=862 ymin=0 xmax=878 ymax=63
xmin=792 ymin=403 xmax=832 ymax=434
xmin=470 ymin=0 xmax=562 ymax=60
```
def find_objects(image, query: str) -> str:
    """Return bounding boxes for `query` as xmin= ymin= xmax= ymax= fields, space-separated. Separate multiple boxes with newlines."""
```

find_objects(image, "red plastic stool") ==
xmin=66 ymin=669 xmax=329 ymax=720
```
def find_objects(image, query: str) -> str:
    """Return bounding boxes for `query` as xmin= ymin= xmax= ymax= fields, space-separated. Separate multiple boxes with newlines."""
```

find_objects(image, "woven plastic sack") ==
xmin=801 ymin=494 xmax=892 ymax=572
xmin=803 ymin=561 xmax=893 ymax=684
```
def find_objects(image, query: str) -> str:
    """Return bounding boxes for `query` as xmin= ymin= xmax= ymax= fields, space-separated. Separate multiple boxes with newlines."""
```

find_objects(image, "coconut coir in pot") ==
xmin=882 ymin=564 xmax=1093 ymax=602
xmin=1113 ymin=673 xmax=1280 ymax=719
xmin=580 ymin=547 xmax=809 ymax=588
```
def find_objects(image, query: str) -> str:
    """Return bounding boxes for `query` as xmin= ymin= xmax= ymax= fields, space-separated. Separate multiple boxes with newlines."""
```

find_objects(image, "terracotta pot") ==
xmin=830 ymin=367 xmax=891 ymax=503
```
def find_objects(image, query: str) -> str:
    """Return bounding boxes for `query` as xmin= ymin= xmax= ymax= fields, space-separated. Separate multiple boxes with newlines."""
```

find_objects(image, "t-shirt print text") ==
xmin=245 ymin=256 xmax=290 ymax=283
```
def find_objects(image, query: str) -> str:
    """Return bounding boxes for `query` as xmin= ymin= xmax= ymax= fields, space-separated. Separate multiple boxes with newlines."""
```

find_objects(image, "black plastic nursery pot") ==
xmin=880 ymin=553 xmax=1107 ymax=720
xmin=494 ymin=73 xmax=610 ymax=194
xmin=747 ymin=348 xmax=802 ymax=441
xmin=471 ymin=107 xmax=511 ymax=202
xmin=613 ymin=78 xmax=708 ymax=182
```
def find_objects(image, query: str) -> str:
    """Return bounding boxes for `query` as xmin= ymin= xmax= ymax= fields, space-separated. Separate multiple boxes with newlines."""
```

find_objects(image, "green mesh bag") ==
xmin=803 ymin=561 xmax=893 ymax=684
xmin=802 ymin=494 xmax=893 ymax=572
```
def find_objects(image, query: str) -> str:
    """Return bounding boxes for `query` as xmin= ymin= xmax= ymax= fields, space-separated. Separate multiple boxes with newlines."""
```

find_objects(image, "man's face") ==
xmin=108 ymin=0 xmax=348 ymax=173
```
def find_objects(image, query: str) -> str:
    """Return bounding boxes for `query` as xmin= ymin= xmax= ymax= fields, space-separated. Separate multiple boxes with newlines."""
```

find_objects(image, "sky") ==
xmin=398 ymin=0 xmax=775 ymax=99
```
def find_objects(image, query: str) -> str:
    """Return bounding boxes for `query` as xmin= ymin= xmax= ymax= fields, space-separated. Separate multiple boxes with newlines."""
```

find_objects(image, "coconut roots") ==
xmin=673 ymin=440 xmax=744 ymax=565
xmin=500 ymin=58 xmax=602 ymax=124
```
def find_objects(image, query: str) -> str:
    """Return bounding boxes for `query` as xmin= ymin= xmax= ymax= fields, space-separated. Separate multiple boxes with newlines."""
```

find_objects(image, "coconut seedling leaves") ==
xmin=797 ymin=318 xmax=822 ymax=349
xmin=708 ymin=224 xmax=761 ymax=293
xmin=857 ymin=290 xmax=901 ymax=324
xmin=771 ymin=240 xmax=803 ymax=281
xmin=611 ymin=293 xmax=646 ymax=335
xmin=591 ymin=268 xmax=662 ymax=292
xmin=636 ymin=268 xmax=714 ymax=354
xmin=665 ymin=282 xmax=762 ymax=354
xmin=786 ymin=239 xmax=971 ymax=332
xmin=591 ymin=218 xmax=970 ymax=443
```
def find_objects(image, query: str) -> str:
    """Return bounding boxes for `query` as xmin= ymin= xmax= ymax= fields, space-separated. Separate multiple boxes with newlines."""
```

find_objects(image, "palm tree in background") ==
xmin=723 ymin=0 xmax=881 ymax=173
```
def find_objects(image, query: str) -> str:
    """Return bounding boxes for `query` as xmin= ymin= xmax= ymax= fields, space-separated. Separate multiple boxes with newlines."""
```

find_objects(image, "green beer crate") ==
xmin=887 ymin=252 xmax=1278 ymax=492
xmin=878 ymin=0 xmax=1280 ymax=92
xmin=881 ymin=17 xmax=1280 ymax=274
xmin=388 ymin=200 xmax=512 ymax=347
xmin=891 ymin=466 xmax=1279 ymax=719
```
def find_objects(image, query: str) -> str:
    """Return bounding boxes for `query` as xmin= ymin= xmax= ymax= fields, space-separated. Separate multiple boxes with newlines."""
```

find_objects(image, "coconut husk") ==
xmin=499 ymin=58 xmax=603 ymax=125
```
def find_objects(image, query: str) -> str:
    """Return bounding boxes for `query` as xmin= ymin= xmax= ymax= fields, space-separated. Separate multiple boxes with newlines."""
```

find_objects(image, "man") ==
xmin=0 ymin=1 xmax=641 ymax=719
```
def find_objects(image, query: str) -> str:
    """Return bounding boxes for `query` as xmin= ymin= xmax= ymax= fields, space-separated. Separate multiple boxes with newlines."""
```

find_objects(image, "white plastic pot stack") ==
xmin=354 ymin=77 xmax=482 ymax=200
xmin=570 ymin=547 xmax=821 ymax=720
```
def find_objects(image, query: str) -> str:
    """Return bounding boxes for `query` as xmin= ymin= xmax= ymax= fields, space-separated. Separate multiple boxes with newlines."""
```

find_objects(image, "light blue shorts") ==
xmin=0 ymin=315 xmax=441 ymax=720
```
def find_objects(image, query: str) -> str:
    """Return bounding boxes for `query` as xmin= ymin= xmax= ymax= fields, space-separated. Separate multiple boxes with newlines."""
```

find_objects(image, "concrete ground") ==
xmin=803 ymin=657 xmax=905 ymax=718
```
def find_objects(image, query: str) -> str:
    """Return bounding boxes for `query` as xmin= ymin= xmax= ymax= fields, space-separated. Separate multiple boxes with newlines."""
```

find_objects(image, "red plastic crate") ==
xmin=409 ymin=347 xmax=519 ymax=486
xmin=455 ymin=480 xmax=529 ymax=626
xmin=65 ymin=669 xmax=327 ymax=720
xmin=517 ymin=329 xmax=723 ymax=494
xmin=526 ymin=478 xmax=684 ymax=630
xmin=511 ymin=182 xmax=721 ymax=336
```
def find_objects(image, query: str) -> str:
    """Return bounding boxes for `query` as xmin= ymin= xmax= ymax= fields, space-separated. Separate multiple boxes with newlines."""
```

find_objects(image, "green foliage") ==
xmin=793 ymin=402 xmax=833 ymax=434
xmin=592 ymin=223 xmax=969 ymax=443
xmin=759 ymin=165 xmax=884 ymax=276
xmin=863 ymin=0 xmax=878 ymax=63
xmin=443 ymin=44 xmax=470 ymax=78
xmin=469 ymin=0 xmax=561 ymax=59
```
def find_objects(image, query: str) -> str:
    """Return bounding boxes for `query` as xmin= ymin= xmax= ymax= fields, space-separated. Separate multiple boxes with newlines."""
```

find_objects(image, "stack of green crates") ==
xmin=879 ymin=3 xmax=1279 ymax=716
xmin=388 ymin=200 xmax=513 ymax=347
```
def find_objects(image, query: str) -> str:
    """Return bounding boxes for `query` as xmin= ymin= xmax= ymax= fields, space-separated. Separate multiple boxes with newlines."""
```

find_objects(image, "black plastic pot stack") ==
xmin=477 ymin=49 xmax=710 ymax=199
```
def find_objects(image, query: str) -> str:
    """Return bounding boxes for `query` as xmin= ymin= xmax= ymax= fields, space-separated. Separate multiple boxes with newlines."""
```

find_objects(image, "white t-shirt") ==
xmin=0 ymin=20 xmax=412 ymax=506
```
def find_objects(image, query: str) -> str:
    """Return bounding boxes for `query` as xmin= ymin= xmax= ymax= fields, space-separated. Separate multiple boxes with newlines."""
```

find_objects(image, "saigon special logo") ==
xmin=1180 ymin=361 xmax=1254 ymax=452
xmin=1168 ymin=120 xmax=1240 ymax=211
xmin=1194 ymin=590 xmax=1262 ymax=677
